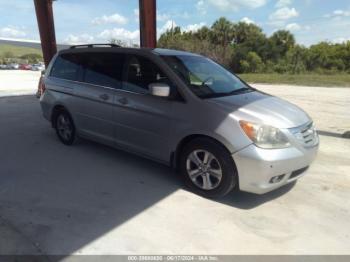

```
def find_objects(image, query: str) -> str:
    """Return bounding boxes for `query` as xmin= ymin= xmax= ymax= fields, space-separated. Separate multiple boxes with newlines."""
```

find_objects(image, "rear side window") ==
xmin=82 ymin=53 xmax=124 ymax=89
xmin=50 ymin=54 xmax=81 ymax=81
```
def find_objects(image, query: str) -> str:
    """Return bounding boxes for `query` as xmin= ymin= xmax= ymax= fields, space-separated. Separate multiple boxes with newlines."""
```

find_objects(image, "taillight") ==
xmin=38 ymin=77 xmax=46 ymax=97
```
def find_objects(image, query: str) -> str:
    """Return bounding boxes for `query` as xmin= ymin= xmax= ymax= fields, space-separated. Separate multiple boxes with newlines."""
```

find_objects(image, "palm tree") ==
xmin=269 ymin=30 xmax=296 ymax=60
xmin=211 ymin=17 xmax=234 ymax=46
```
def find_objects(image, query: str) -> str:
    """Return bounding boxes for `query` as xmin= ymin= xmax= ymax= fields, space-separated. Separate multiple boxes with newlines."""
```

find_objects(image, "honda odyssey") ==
xmin=40 ymin=44 xmax=319 ymax=198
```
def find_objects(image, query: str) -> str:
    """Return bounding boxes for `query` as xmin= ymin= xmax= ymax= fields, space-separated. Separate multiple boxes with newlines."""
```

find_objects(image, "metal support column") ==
xmin=139 ymin=0 xmax=157 ymax=48
xmin=34 ymin=0 xmax=57 ymax=67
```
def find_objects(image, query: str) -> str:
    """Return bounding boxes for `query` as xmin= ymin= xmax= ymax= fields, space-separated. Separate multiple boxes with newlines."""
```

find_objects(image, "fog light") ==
xmin=270 ymin=175 xmax=285 ymax=184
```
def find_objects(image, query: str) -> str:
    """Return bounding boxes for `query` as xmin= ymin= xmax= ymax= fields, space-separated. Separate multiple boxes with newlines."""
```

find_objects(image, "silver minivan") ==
xmin=40 ymin=44 xmax=319 ymax=198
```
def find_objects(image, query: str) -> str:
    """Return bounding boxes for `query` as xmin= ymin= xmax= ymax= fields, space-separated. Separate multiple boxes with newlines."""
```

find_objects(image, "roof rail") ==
xmin=69 ymin=43 xmax=122 ymax=49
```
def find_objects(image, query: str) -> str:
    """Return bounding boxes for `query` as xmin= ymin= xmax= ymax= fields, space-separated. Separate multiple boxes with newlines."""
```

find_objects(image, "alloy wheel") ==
xmin=186 ymin=150 xmax=223 ymax=190
xmin=57 ymin=114 xmax=73 ymax=141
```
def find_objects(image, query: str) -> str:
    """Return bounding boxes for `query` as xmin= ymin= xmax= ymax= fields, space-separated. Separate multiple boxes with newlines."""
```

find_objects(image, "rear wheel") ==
xmin=180 ymin=138 xmax=238 ymax=198
xmin=54 ymin=111 xmax=76 ymax=145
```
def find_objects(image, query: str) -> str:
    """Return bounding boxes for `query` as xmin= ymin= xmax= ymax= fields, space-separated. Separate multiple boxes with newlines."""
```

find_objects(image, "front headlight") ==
xmin=239 ymin=120 xmax=291 ymax=149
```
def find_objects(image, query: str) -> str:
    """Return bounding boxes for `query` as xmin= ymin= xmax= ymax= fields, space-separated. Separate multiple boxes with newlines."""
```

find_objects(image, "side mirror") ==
xmin=41 ymin=70 xmax=46 ymax=76
xmin=149 ymin=83 xmax=170 ymax=97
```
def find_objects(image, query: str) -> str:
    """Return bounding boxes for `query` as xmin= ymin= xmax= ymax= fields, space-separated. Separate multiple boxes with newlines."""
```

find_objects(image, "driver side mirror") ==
xmin=148 ymin=83 xmax=170 ymax=97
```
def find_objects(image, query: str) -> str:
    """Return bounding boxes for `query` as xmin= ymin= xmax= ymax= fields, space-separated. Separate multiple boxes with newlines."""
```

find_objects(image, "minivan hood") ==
xmin=209 ymin=91 xmax=311 ymax=129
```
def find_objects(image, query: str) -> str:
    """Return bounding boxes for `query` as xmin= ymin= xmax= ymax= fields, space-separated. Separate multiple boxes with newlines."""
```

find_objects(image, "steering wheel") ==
xmin=201 ymin=77 xmax=214 ymax=86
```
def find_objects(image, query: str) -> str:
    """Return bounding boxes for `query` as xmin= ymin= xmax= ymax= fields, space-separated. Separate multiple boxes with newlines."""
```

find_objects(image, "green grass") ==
xmin=238 ymin=73 xmax=350 ymax=87
xmin=0 ymin=44 xmax=42 ymax=57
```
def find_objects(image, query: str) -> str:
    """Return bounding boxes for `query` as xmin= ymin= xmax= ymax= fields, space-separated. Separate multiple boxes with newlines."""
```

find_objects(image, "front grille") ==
xmin=292 ymin=122 xmax=319 ymax=147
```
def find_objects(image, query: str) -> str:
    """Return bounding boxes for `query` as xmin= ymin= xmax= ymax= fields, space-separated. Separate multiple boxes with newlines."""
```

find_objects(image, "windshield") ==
xmin=161 ymin=55 xmax=252 ymax=98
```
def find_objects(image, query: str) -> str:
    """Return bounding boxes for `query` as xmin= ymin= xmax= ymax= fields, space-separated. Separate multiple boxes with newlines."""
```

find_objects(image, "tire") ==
xmin=54 ymin=110 xmax=76 ymax=145
xmin=179 ymin=137 xmax=237 ymax=198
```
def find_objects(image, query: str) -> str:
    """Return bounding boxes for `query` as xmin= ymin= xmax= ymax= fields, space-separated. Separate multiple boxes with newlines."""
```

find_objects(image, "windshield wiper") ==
xmin=227 ymin=87 xmax=252 ymax=95
xmin=200 ymin=87 xmax=252 ymax=99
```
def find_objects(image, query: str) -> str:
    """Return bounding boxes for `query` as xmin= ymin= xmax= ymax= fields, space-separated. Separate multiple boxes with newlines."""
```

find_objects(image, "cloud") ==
xmin=296 ymin=12 xmax=350 ymax=46
xmin=64 ymin=34 xmax=94 ymax=45
xmin=156 ymin=20 xmax=178 ymax=39
xmin=159 ymin=20 xmax=177 ymax=34
xmin=196 ymin=0 xmax=207 ymax=15
xmin=275 ymin=0 xmax=292 ymax=8
xmin=325 ymin=9 xmax=350 ymax=18
xmin=134 ymin=9 xmax=140 ymax=22
xmin=285 ymin=23 xmax=301 ymax=31
xmin=285 ymin=23 xmax=311 ymax=32
xmin=0 ymin=26 xmax=26 ymax=38
xmin=240 ymin=17 xmax=255 ymax=24
xmin=157 ymin=12 xmax=171 ymax=22
xmin=333 ymin=10 xmax=350 ymax=16
xmin=269 ymin=7 xmax=299 ymax=20
xmin=332 ymin=37 xmax=350 ymax=44
xmin=206 ymin=0 xmax=267 ymax=12
xmin=134 ymin=9 xmax=139 ymax=16
xmin=183 ymin=22 xmax=206 ymax=32
xmin=98 ymin=28 xmax=140 ymax=44
xmin=92 ymin=13 xmax=128 ymax=25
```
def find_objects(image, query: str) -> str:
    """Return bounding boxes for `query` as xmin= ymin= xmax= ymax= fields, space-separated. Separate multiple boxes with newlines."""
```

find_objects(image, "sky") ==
xmin=0 ymin=0 xmax=349 ymax=46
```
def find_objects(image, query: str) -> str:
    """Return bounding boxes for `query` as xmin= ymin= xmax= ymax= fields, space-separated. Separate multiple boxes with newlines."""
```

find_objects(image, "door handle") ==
xmin=117 ymin=97 xmax=128 ymax=105
xmin=99 ymin=94 xmax=109 ymax=100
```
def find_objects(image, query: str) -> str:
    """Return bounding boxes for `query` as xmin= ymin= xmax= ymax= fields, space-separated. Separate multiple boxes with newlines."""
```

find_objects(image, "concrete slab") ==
xmin=0 ymin=71 xmax=349 ymax=255
xmin=0 ymin=95 xmax=349 ymax=255
xmin=0 ymin=70 xmax=40 ymax=97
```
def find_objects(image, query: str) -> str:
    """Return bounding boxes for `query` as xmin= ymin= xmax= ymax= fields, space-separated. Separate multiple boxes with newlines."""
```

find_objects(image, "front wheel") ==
xmin=180 ymin=138 xmax=238 ymax=198
xmin=54 ymin=111 xmax=76 ymax=145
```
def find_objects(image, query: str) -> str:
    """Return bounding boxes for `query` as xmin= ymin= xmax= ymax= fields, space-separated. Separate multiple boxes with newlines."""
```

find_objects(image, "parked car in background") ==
xmin=32 ymin=63 xmax=45 ymax=71
xmin=40 ymin=44 xmax=319 ymax=198
xmin=0 ymin=64 xmax=8 ymax=69
xmin=8 ymin=63 xmax=19 ymax=69
xmin=19 ymin=64 xmax=32 ymax=70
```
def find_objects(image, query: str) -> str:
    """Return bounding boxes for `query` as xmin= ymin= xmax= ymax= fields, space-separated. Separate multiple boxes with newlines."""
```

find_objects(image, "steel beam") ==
xmin=34 ymin=0 xmax=57 ymax=67
xmin=139 ymin=0 xmax=157 ymax=48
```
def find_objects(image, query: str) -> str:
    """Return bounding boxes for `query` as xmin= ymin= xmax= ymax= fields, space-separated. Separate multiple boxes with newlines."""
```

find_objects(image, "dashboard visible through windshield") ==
xmin=161 ymin=55 xmax=252 ymax=98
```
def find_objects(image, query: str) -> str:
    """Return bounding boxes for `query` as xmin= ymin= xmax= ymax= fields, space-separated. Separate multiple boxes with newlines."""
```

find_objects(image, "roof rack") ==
xmin=70 ymin=43 xmax=122 ymax=49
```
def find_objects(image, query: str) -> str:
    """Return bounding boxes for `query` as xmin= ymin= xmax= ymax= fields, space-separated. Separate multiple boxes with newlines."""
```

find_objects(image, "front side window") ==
xmin=162 ymin=55 xmax=252 ymax=98
xmin=82 ymin=53 xmax=124 ymax=89
xmin=124 ymin=55 xmax=170 ymax=94
xmin=50 ymin=54 xmax=81 ymax=81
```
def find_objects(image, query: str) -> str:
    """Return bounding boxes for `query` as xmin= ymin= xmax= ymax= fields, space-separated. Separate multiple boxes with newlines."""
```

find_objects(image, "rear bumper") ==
xmin=40 ymin=96 xmax=52 ymax=122
xmin=232 ymin=144 xmax=319 ymax=194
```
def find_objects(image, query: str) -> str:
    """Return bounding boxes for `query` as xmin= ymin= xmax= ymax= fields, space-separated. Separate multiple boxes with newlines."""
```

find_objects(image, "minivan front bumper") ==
xmin=232 ymin=143 xmax=319 ymax=194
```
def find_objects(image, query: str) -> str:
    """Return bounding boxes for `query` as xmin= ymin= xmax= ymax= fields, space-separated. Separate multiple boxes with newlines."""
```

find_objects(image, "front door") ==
xmin=112 ymin=54 xmax=174 ymax=162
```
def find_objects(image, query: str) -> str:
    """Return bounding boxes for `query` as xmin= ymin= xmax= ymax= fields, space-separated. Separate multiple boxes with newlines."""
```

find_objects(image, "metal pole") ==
xmin=34 ymin=0 xmax=57 ymax=67
xmin=139 ymin=0 xmax=157 ymax=48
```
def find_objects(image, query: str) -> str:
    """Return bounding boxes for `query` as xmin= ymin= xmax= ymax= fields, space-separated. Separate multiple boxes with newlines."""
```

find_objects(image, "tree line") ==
xmin=158 ymin=17 xmax=350 ymax=74
xmin=0 ymin=51 xmax=43 ymax=64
